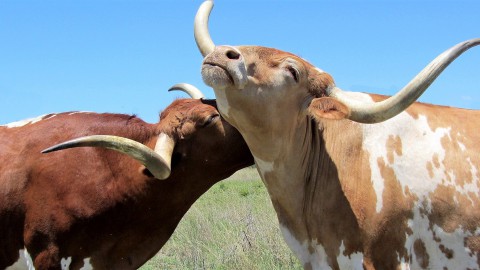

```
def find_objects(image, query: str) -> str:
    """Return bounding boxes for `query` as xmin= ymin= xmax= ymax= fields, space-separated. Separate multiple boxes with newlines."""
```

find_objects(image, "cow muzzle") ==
xmin=202 ymin=46 xmax=248 ymax=90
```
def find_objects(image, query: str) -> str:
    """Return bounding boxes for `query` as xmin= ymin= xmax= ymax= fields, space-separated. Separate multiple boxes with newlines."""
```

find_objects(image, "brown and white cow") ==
xmin=194 ymin=1 xmax=480 ymax=269
xmin=0 ymin=84 xmax=253 ymax=270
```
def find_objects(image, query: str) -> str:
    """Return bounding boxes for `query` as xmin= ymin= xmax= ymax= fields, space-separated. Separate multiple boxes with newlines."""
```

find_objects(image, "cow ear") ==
xmin=308 ymin=97 xmax=350 ymax=120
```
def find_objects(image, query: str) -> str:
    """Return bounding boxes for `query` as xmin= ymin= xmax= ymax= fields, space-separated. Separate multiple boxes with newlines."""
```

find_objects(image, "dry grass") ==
xmin=140 ymin=168 xmax=302 ymax=270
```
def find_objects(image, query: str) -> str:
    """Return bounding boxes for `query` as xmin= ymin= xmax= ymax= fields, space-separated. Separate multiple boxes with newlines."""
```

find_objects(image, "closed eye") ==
xmin=202 ymin=114 xmax=220 ymax=127
xmin=286 ymin=66 xmax=299 ymax=83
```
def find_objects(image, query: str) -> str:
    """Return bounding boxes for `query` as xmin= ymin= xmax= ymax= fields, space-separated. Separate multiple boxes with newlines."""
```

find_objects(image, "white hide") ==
xmin=212 ymin=88 xmax=231 ymax=119
xmin=280 ymin=225 xmax=332 ymax=270
xmin=61 ymin=257 xmax=72 ymax=270
xmin=355 ymin=91 xmax=480 ymax=266
xmin=405 ymin=205 xmax=479 ymax=269
xmin=337 ymin=241 xmax=364 ymax=270
xmin=79 ymin=258 xmax=93 ymax=270
xmin=2 ymin=114 xmax=56 ymax=128
xmin=60 ymin=257 xmax=93 ymax=270
xmin=253 ymin=156 xmax=274 ymax=180
xmin=2 ymin=112 xmax=96 ymax=129
xmin=353 ymin=92 xmax=479 ymax=212
xmin=280 ymin=225 xmax=365 ymax=270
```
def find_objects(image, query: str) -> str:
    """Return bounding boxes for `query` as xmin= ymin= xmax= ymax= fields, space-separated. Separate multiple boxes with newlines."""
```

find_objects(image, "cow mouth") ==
xmin=202 ymin=62 xmax=235 ymax=87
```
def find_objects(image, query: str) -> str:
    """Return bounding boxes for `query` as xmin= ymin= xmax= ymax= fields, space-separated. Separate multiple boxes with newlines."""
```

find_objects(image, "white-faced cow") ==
xmin=194 ymin=1 xmax=480 ymax=269
xmin=0 ymin=84 xmax=253 ymax=270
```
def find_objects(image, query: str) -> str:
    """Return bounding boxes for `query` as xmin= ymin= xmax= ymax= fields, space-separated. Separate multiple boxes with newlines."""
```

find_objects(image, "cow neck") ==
xmin=243 ymin=114 xmax=322 ymax=242
xmin=245 ymin=114 xmax=364 ymax=261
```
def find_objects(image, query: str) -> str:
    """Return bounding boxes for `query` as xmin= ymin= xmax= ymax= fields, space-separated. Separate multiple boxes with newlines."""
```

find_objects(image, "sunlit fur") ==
xmin=203 ymin=44 xmax=480 ymax=269
xmin=0 ymin=99 xmax=253 ymax=269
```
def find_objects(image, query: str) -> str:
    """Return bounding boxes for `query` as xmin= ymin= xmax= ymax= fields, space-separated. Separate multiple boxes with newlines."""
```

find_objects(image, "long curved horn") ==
xmin=327 ymin=38 xmax=480 ymax=123
xmin=41 ymin=134 xmax=175 ymax=180
xmin=194 ymin=0 xmax=215 ymax=56
xmin=168 ymin=83 xmax=205 ymax=99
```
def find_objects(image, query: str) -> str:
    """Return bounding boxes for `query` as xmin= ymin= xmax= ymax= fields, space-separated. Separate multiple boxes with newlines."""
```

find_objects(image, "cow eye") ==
xmin=202 ymin=114 xmax=220 ymax=127
xmin=286 ymin=66 xmax=299 ymax=83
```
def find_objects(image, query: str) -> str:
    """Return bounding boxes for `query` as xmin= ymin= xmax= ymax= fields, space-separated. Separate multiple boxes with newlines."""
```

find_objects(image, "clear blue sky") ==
xmin=1 ymin=0 xmax=479 ymax=124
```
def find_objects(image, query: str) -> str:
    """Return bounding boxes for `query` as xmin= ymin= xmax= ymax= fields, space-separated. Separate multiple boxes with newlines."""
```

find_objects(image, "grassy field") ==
xmin=140 ymin=168 xmax=302 ymax=270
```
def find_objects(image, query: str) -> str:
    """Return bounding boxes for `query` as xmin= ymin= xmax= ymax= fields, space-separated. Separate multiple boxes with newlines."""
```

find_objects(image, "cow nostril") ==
xmin=226 ymin=50 xmax=241 ymax=60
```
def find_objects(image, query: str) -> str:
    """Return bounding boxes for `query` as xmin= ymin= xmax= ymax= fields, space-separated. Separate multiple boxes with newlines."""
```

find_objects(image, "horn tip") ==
xmin=168 ymin=83 xmax=191 ymax=92
xmin=41 ymin=145 xmax=60 ymax=154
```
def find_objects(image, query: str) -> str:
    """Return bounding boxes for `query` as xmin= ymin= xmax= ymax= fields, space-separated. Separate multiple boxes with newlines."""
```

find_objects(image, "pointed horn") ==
xmin=42 ymin=134 xmax=175 ymax=180
xmin=327 ymin=38 xmax=480 ymax=123
xmin=168 ymin=83 xmax=205 ymax=99
xmin=194 ymin=0 xmax=215 ymax=57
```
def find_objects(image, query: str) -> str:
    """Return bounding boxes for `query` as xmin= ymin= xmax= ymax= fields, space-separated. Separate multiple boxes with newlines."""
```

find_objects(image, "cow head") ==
xmin=201 ymin=45 xmax=339 ymax=136
xmin=195 ymin=0 xmax=480 ymax=133
xmin=156 ymin=91 xmax=252 ymax=181
xmin=43 ymin=83 xmax=252 ymax=181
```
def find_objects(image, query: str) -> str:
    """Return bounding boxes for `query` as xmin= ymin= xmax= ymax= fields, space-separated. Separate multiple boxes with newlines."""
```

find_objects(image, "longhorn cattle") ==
xmin=194 ymin=1 xmax=480 ymax=269
xmin=0 ymin=84 xmax=253 ymax=270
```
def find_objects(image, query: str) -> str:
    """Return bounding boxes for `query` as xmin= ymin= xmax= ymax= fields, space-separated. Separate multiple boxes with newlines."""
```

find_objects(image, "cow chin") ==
xmin=201 ymin=64 xmax=234 ymax=90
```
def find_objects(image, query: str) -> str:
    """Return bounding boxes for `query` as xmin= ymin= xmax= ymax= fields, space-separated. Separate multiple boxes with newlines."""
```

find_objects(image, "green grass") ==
xmin=140 ymin=168 xmax=302 ymax=270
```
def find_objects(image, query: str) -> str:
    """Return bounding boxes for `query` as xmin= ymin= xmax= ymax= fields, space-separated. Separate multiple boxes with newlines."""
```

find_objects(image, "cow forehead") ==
xmin=237 ymin=45 xmax=316 ymax=68
xmin=232 ymin=45 xmax=333 ymax=101
xmin=158 ymin=99 xmax=224 ymax=140
xmin=238 ymin=45 xmax=295 ymax=58
xmin=160 ymin=99 xmax=217 ymax=122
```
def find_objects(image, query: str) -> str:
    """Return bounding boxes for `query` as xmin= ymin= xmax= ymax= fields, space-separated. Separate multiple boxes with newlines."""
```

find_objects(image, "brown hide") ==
xmin=0 ymin=99 xmax=253 ymax=269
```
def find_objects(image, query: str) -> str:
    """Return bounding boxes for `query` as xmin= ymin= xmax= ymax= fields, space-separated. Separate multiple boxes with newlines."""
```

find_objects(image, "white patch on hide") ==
xmin=67 ymin=111 xmax=94 ymax=116
xmin=279 ymin=225 xmax=331 ymax=270
xmin=254 ymin=156 xmax=274 ymax=180
xmin=357 ymin=91 xmax=452 ymax=212
xmin=61 ymin=257 xmax=72 ymax=270
xmin=337 ymin=241 xmax=364 ymax=270
xmin=3 ymin=114 xmax=56 ymax=128
xmin=362 ymin=106 xmax=480 ymax=211
xmin=457 ymin=141 xmax=466 ymax=152
xmin=79 ymin=258 xmax=93 ymax=270
xmin=315 ymin=67 xmax=325 ymax=74
xmin=212 ymin=88 xmax=231 ymax=119
xmin=404 ymin=205 xmax=479 ymax=269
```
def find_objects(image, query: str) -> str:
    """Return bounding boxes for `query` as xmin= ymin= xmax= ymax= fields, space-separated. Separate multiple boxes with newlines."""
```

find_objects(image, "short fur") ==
xmin=202 ymin=44 xmax=480 ymax=269
xmin=0 ymin=99 xmax=253 ymax=269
